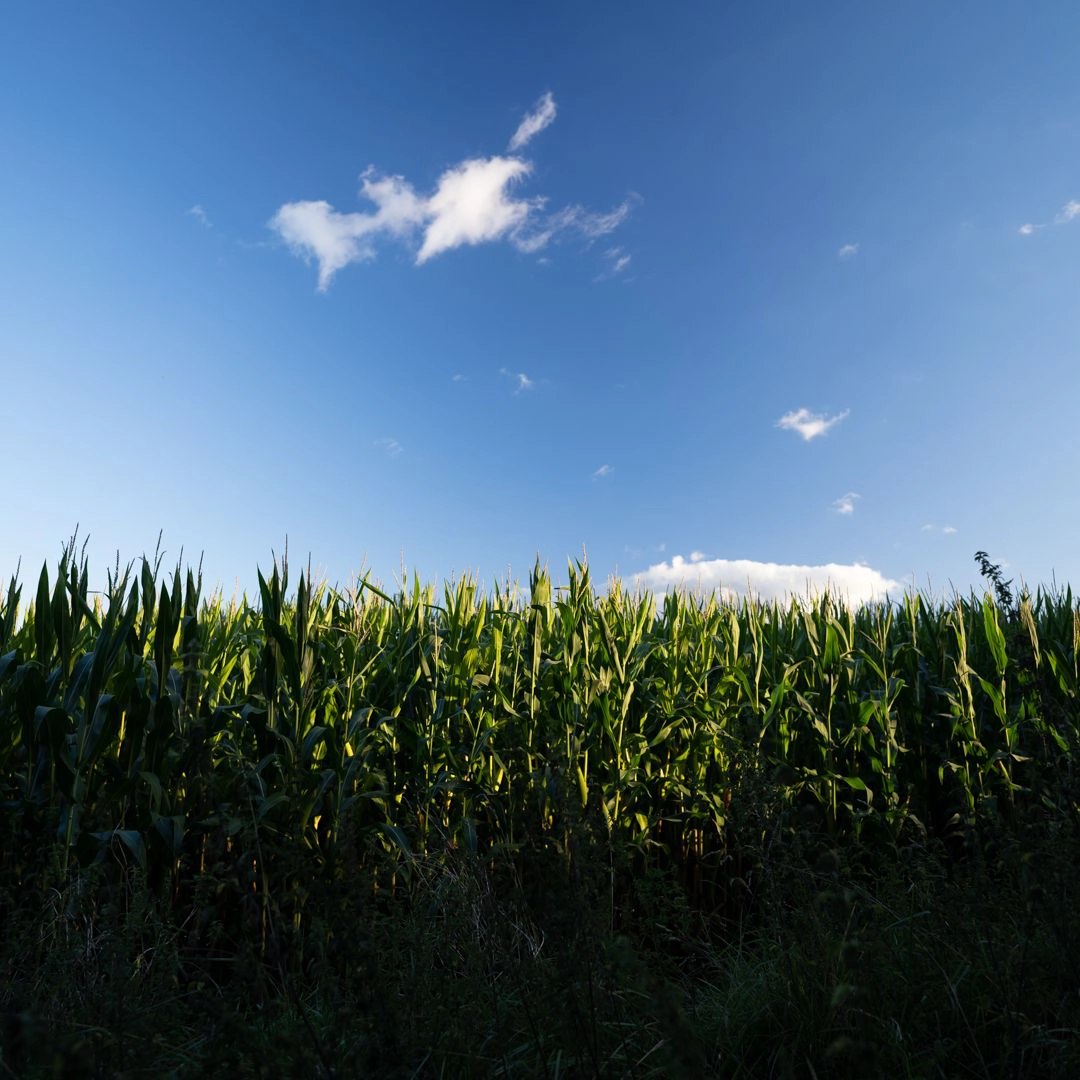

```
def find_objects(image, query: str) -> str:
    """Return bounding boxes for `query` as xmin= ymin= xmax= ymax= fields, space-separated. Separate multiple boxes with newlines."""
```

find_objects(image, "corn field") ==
xmin=1 ymin=543 xmax=1078 ymax=947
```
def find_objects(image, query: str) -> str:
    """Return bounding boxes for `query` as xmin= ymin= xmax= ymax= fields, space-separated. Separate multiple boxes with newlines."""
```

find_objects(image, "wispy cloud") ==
xmin=375 ymin=437 xmax=402 ymax=456
xmin=921 ymin=523 xmax=958 ymax=535
xmin=500 ymin=368 xmax=534 ymax=394
xmin=1055 ymin=200 xmax=1080 ymax=225
xmin=832 ymin=492 xmax=860 ymax=515
xmin=451 ymin=373 xmax=467 ymax=382
xmin=508 ymin=91 xmax=557 ymax=152
xmin=630 ymin=554 xmax=899 ymax=605
xmin=270 ymin=92 xmax=635 ymax=289
xmin=592 ymin=464 xmax=613 ymax=479
xmin=1018 ymin=199 xmax=1079 ymax=237
xmin=514 ymin=199 xmax=637 ymax=255
xmin=776 ymin=407 xmax=850 ymax=442
xmin=592 ymin=246 xmax=633 ymax=282
xmin=187 ymin=204 xmax=212 ymax=228
xmin=837 ymin=242 xmax=859 ymax=260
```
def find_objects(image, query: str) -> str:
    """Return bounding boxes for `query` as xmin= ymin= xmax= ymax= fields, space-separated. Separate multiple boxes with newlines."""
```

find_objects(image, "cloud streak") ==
xmin=508 ymin=91 xmax=557 ymax=151
xmin=270 ymin=92 xmax=634 ymax=289
xmin=832 ymin=492 xmax=860 ymax=515
xmin=837 ymin=242 xmax=859 ymax=260
xmin=776 ymin=407 xmax=850 ymax=441
xmin=631 ymin=554 xmax=899 ymax=605
xmin=592 ymin=245 xmax=633 ymax=282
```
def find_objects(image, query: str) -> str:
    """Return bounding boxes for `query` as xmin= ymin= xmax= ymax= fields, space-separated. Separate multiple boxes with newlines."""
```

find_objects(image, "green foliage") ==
xmin=1 ymin=543 xmax=1079 ymax=1074
xmin=1 ymin=547 xmax=1078 ymax=915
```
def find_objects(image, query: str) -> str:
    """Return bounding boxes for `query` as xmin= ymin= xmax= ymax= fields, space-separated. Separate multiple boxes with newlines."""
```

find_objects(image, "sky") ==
xmin=3 ymin=2 xmax=1079 ymax=604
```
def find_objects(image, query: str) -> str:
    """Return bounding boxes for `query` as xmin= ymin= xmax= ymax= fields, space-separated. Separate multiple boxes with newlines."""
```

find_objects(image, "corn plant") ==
xmin=1 ymin=544 xmax=1078 ymax=962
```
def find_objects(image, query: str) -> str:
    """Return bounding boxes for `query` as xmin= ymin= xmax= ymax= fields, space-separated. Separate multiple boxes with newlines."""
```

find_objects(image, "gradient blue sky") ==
xmin=3 ymin=2 xmax=1079 ymax=601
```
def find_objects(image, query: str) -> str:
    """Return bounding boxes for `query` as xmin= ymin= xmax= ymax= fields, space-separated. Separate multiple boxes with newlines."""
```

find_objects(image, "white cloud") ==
xmin=689 ymin=551 xmax=706 ymax=563
xmin=776 ymin=407 xmax=850 ymax=441
xmin=452 ymin=373 xmax=466 ymax=382
xmin=832 ymin=492 xmax=860 ymax=515
xmin=188 ymin=204 xmax=212 ymax=228
xmin=592 ymin=464 xmax=613 ymax=478
xmin=630 ymin=554 xmax=899 ymax=605
xmin=1018 ymin=223 xmax=1038 ymax=236
xmin=272 ymin=172 xmax=428 ymax=290
xmin=272 ymin=201 xmax=375 ymax=290
xmin=418 ymin=157 xmax=534 ymax=263
xmin=508 ymin=91 xmax=557 ymax=152
xmin=837 ymin=242 xmax=859 ymax=260
xmin=921 ymin=523 xmax=935 ymax=532
xmin=943 ymin=525 xmax=958 ymax=534
xmin=921 ymin=523 xmax=958 ymax=535
xmin=270 ymin=92 xmax=633 ymax=288
xmin=1054 ymin=200 xmax=1080 ymax=225
xmin=375 ymin=437 xmax=402 ymax=456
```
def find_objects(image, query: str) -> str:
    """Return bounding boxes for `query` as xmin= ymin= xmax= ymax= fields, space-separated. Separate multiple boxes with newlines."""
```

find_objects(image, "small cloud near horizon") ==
xmin=776 ymin=407 xmax=850 ymax=441
xmin=592 ymin=464 xmax=613 ymax=479
xmin=832 ymin=492 xmax=860 ymax=515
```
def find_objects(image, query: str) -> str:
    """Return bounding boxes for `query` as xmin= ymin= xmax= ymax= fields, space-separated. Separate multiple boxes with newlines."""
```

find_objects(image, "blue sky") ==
xmin=3 ymin=2 xmax=1079 ymax=602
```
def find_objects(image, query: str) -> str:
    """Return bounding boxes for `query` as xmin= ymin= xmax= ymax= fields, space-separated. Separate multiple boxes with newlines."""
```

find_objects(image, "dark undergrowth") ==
xmin=3 ymin=798 xmax=1078 ymax=1079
